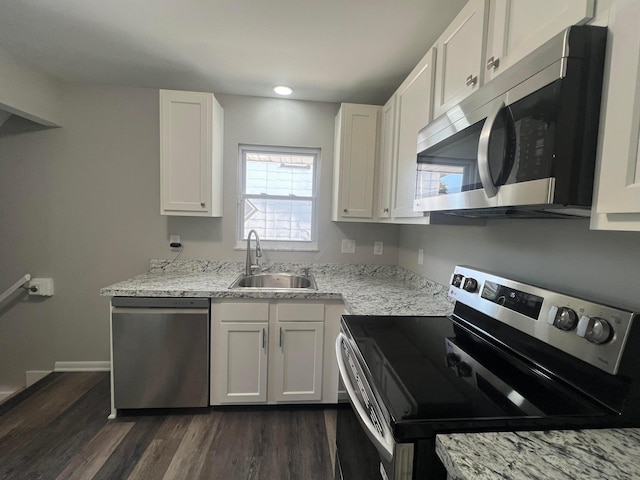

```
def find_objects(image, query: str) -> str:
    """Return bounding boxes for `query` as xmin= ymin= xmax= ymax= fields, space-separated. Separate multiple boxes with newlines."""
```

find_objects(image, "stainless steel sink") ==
xmin=229 ymin=273 xmax=317 ymax=290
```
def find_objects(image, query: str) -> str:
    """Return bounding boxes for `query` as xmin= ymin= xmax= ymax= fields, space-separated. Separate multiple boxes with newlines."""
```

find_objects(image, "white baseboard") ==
xmin=0 ymin=391 xmax=17 ymax=403
xmin=26 ymin=370 xmax=53 ymax=387
xmin=54 ymin=361 xmax=111 ymax=372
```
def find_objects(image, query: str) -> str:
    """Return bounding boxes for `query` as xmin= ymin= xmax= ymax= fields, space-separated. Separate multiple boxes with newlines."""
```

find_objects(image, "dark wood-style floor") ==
xmin=0 ymin=372 xmax=337 ymax=480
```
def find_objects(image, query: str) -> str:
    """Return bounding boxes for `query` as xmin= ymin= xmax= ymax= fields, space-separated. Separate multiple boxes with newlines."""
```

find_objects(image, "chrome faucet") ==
xmin=245 ymin=229 xmax=262 ymax=276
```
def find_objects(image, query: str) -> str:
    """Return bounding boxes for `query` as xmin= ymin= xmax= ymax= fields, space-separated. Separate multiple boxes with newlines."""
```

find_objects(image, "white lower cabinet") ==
xmin=219 ymin=322 xmax=268 ymax=403
xmin=211 ymin=300 xmax=341 ymax=405
xmin=271 ymin=321 xmax=324 ymax=402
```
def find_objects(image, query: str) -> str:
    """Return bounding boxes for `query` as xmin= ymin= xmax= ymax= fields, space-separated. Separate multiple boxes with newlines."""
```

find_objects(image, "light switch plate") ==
xmin=418 ymin=249 xmax=424 ymax=265
xmin=341 ymin=239 xmax=356 ymax=254
xmin=374 ymin=241 xmax=383 ymax=255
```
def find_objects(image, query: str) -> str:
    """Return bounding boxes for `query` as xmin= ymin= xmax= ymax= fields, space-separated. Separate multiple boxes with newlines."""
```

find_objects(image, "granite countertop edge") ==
xmin=436 ymin=428 xmax=640 ymax=480
xmin=100 ymin=260 xmax=455 ymax=316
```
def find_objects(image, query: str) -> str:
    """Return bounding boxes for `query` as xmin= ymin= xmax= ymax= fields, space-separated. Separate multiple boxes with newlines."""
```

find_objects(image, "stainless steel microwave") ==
xmin=414 ymin=26 xmax=607 ymax=218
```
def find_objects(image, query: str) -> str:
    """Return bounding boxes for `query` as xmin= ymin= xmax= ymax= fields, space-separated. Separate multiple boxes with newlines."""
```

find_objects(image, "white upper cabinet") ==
xmin=390 ymin=47 xmax=436 ymax=219
xmin=485 ymin=0 xmax=595 ymax=82
xmin=591 ymin=0 xmax=640 ymax=231
xmin=377 ymin=96 xmax=396 ymax=220
xmin=433 ymin=0 xmax=489 ymax=119
xmin=159 ymin=89 xmax=224 ymax=217
xmin=332 ymin=103 xmax=381 ymax=222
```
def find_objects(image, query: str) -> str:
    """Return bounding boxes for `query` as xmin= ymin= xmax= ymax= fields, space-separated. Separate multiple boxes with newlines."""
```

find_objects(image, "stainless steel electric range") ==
xmin=335 ymin=266 xmax=640 ymax=480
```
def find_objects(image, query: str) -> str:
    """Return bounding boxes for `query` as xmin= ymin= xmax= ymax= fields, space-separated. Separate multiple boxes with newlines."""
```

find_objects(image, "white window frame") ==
xmin=236 ymin=144 xmax=319 ymax=251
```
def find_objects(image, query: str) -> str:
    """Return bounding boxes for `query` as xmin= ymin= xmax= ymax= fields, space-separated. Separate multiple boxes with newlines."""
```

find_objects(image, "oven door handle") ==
xmin=335 ymin=333 xmax=394 ymax=462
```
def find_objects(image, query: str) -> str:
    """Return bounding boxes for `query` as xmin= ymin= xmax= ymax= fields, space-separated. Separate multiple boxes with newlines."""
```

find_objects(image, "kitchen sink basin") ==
xmin=229 ymin=273 xmax=317 ymax=290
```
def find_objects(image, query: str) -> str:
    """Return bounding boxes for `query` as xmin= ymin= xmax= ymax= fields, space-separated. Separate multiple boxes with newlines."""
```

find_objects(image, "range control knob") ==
xmin=446 ymin=352 xmax=461 ymax=368
xmin=577 ymin=316 xmax=613 ymax=344
xmin=456 ymin=361 xmax=473 ymax=378
xmin=463 ymin=278 xmax=478 ymax=293
xmin=451 ymin=274 xmax=464 ymax=288
xmin=547 ymin=306 xmax=578 ymax=331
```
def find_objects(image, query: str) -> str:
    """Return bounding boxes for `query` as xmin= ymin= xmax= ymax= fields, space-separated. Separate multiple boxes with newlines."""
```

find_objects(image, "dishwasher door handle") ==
xmin=111 ymin=307 xmax=209 ymax=315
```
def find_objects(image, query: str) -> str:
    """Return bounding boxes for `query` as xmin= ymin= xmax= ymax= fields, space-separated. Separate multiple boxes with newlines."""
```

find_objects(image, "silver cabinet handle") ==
xmin=487 ymin=56 xmax=500 ymax=70
xmin=279 ymin=327 xmax=283 ymax=349
xmin=262 ymin=328 xmax=266 ymax=350
xmin=466 ymin=74 xmax=478 ymax=87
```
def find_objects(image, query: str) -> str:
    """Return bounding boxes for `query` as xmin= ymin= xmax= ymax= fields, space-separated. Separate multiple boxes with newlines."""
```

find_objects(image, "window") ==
xmin=238 ymin=145 xmax=319 ymax=250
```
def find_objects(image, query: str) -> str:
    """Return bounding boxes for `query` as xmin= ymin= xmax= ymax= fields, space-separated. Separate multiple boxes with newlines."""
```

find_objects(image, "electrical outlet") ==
xmin=169 ymin=234 xmax=181 ymax=250
xmin=418 ymin=249 xmax=424 ymax=265
xmin=341 ymin=239 xmax=356 ymax=254
xmin=28 ymin=278 xmax=54 ymax=296
xmin=374 ymin=241 xmax=383 ymax=255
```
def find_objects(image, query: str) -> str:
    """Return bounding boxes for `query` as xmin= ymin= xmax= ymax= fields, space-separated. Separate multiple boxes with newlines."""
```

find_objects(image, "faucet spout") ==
xmin=245 ymin=229 xmax=262 ymax=276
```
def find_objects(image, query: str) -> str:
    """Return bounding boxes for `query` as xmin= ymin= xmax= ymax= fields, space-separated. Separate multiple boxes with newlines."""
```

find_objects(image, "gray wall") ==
xmin=0 ymin=84 xmax=398 ymax=391
xmin=398 ymin=219 xmax=640 ymax=310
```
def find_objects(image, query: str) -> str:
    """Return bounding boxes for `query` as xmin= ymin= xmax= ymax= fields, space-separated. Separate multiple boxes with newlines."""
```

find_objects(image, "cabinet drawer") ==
xmin=276 ymin=303 xmax=324 ymax=322
xmin=218 ymin=302 xmax=269 ymax=322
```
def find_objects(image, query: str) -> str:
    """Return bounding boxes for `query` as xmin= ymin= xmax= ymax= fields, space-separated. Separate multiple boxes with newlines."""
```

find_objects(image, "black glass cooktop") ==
xmin=341 ymin=315 xmax=625 ymax=439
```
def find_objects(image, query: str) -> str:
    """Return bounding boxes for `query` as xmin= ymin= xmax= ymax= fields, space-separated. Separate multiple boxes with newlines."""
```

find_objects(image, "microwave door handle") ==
xmin=477 ymin=101 xmax=505 ymax=198
xmin=335 ymin=333 xmax=395 ymax=462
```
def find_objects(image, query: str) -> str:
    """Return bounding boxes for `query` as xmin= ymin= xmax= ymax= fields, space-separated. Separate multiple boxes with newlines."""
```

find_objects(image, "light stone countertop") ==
xmin=436 ymin=428 xmax=640 ymax=480
xmin=99 ymin=260 xmax=454 ymax=316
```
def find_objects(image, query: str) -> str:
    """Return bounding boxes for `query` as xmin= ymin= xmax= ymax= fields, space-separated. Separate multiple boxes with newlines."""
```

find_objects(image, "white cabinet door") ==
xmin=159 ymin=89 xmax=223 ymax=217
xmin=378 ymin=96 xmax=396 ymax=219
xmin=332 ymin=103 xmax=381 ymax=221
xmin=485 ymin=0 xmax=594 ymax=82
xmin=433 ymin=0 xmax=489 ymax=119
xmin=271 ymin=321 xmax=324 ymax=402
xmin=217 ymin=322 xmax=268 ymax=403
xmin=591 ymin=0 xmax=640 ymax=231
xmin=391 ymin=47 xmax=436 ymax=219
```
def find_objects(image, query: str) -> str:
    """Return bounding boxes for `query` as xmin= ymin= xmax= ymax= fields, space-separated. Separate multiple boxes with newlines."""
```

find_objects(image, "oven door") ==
xmin=335 ymin=332 xmax=414 ymax=480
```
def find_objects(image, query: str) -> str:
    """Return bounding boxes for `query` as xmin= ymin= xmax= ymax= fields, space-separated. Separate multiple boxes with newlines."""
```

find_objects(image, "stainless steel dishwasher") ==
xmin=111 ymin=297 xmax=210 ymax=409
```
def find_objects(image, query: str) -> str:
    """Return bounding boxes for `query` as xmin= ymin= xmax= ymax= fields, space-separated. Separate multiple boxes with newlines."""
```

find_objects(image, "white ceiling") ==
xmin=0 ymin=0 xmax=467 ymax=104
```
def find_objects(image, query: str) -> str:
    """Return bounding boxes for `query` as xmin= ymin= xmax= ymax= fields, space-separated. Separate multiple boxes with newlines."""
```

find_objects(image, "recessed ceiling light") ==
xmin=273 ymin=85 xmax=293 ymax=96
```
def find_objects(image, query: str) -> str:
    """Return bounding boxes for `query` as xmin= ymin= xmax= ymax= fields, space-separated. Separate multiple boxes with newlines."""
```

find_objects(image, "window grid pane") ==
xmin=240 ymin=147 xmax=318 ymax=243
xmin=244 ymin=199 xmax=312 ymax=241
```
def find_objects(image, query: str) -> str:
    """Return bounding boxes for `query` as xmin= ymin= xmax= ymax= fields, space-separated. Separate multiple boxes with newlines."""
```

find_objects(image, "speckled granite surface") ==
xmin=436 ymin=428 xmax=640 ymax=480
xmin=100 ymin=260 xmax=454 ymax=316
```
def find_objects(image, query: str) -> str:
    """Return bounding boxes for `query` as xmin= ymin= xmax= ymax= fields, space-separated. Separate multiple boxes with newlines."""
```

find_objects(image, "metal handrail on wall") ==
xmin=0 ymin=274 xmax=31 ymax=306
